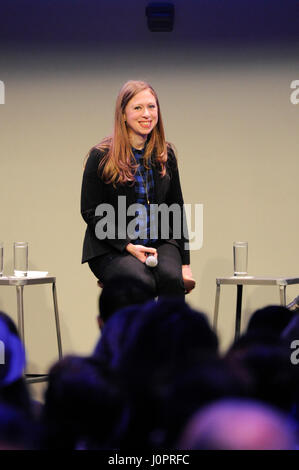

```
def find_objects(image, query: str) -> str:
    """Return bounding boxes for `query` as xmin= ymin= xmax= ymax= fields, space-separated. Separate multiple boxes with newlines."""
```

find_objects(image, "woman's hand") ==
xmin=182 ymin=265 xmax=196 ymax=294
xmin=126 ymin=243 xmax=158 ymax=263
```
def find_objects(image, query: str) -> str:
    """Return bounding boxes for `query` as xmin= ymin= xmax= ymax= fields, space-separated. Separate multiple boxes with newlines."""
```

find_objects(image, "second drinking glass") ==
xmin=233 ymin=241 xmax=248 ymax=276
xmin=14 ymin=242 xmax=28 ymax=277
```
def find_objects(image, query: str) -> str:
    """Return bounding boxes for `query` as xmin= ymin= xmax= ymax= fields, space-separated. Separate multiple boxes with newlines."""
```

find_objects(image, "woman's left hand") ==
xmin=182 ymin=265 xmax=196 ymax=294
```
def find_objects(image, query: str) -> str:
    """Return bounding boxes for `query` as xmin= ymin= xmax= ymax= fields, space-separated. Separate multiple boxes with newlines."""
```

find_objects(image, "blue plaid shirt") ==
xmin=132 ymin=147 xmax=157 ymax=245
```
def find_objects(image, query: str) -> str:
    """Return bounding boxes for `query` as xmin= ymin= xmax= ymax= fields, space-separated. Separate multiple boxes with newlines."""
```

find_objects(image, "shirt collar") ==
xmin=132 ymin=146 xmax=145 ymax=155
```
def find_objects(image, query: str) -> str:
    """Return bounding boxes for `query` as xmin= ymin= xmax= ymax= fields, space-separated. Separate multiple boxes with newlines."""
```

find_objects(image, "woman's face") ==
xmin=124 ymin=88 xmax=158 ymax=142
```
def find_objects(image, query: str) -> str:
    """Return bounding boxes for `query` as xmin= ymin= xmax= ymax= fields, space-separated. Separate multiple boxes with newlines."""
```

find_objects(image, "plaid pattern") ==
xmin=132 ymin=147 xmax=157 ymax=245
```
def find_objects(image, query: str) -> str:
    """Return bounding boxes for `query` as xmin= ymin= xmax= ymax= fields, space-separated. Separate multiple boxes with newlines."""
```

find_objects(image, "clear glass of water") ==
xmin=0 ymin=242 xmax=3 ymax=277
xmin=14 ymin=242 xmax=28 ymax=277
xmin=233 ymin=241 xmax=248 ymax=276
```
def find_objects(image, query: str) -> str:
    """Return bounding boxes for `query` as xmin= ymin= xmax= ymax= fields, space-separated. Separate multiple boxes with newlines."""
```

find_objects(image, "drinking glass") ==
xmin=233 ymin=241 xmax=248 ymax=276
xmin=14 ymin=242 xmax=28 ymax=277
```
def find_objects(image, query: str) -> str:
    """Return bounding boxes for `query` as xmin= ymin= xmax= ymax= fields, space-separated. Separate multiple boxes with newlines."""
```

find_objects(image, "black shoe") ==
xmin=287 ymin=295 xmax=299 ymax=311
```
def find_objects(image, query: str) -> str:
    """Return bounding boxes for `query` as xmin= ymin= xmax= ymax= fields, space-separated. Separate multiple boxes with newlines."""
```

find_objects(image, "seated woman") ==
xmin=81 ymin=80 xmax=195 ymax=304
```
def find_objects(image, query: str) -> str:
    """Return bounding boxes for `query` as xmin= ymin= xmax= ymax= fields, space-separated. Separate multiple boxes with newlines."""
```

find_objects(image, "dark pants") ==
xmin=88 ymin=242 xmax=185 ymax=302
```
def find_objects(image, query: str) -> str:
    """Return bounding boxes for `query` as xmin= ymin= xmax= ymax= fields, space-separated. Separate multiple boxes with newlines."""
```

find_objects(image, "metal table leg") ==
xmin=52 ymin=282 xmax=63 ymax=359
xmin=213 ymin=281 xmax=221 ymax=331
xmin=16 ymin=285 xmax=25 ymax=347
xmin=279 ymin=284 xmax=286 ymax=306
xmin=26 ymin=282 xmax=63 ymax=384
xmin=235 ymin=284 xmax=243 ymax=341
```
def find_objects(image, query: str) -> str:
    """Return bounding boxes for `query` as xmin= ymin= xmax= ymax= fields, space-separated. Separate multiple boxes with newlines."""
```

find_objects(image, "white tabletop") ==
xmin=216 ymin=276 xmax=299 ymax=286
xmin=0 ymin=275 xmax=55 ymax=286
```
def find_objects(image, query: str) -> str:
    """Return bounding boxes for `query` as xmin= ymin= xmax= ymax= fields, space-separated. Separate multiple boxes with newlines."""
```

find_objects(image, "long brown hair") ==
xmin=90 ymin=80 xmax=170 ymax=185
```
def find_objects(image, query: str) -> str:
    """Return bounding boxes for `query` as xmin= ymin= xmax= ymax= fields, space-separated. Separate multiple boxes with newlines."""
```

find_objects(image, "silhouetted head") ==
xmin=0 ymin=312 xmax=33 ymax=417
xmin=94 ymin=296 xmax=218 ymax=376
xmin=281 ymin=313 xmax=299 ymax=343
xmin=0 ymin=403 xmax=37 ymax=449
xmin=93 ymin=297 xmax=218 ymax=448
xmin=178 ymin=399 xmax=297 ymax=450
xmin=246 ymin=305 xmax=295 ymax=339
xmin=42 ymin=355 xmax=124 ymax=449
xmin=0 ymin=312 xmax=25 ymax=387
xmin=226 ymin=331 xmax=297 ymax=413
xmin=0 ymin=311 xmax=19 ymax=337
xmin=160 ymin=357 xmax=250 ymax=448
xmin=98 ymin=275 xmax=154 ymax=327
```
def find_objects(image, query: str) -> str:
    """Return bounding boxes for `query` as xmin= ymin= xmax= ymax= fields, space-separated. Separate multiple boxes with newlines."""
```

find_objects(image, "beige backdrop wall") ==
xmin=0 ymin=2 xmax=299 ymax=376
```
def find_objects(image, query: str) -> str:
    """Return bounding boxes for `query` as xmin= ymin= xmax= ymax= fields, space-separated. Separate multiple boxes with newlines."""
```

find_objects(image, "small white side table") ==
xmin=213 ymin=276 xmax=299 ymax=341
xmin=0 ymin=275 xmax=63 ymax=383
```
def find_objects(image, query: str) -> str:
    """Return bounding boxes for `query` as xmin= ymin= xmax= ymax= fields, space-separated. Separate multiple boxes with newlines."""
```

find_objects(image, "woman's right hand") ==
xmin=126 ymin=243 xmax=157 ymax=263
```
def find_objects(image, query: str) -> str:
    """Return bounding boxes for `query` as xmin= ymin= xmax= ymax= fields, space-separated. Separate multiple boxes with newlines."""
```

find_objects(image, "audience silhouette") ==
xmin=0 ymin=294 xmax=299 ymax=450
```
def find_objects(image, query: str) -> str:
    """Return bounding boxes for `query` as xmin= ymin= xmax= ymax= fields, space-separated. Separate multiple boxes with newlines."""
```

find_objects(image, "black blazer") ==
xmin=81 ymin=146 xmax=190 ymax=265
